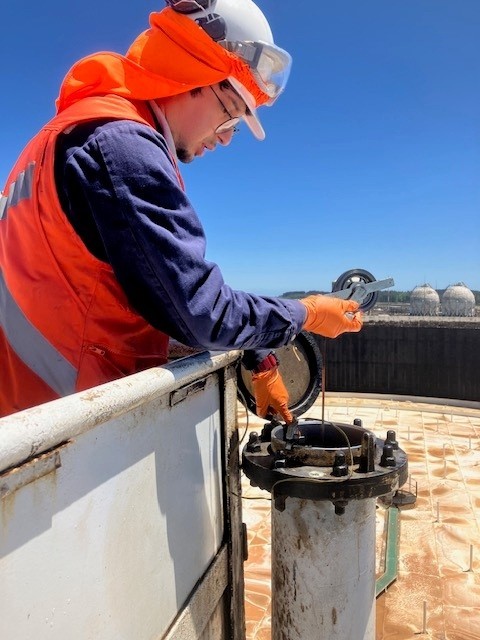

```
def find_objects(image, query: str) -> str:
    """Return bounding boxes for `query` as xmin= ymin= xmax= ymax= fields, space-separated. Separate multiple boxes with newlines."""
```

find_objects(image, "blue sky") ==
xmin=1 ymin=0 xmax=479 ymax=295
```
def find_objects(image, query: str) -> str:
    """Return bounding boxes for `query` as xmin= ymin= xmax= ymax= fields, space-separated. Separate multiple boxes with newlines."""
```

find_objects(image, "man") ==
xmin=0 ymin=0 xmax=362 ymax=419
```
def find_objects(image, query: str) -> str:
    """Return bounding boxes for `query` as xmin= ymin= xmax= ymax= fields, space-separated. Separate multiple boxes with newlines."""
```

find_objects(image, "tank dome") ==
xmin=441 ymin=282 xmax=475 ymax=317
xmin=410 ymin=284 xmax=440 ymax=316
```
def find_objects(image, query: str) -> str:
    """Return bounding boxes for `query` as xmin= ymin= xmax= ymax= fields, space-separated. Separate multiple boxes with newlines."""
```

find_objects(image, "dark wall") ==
xmin=314 ymin=320 xmax=480 ymax=402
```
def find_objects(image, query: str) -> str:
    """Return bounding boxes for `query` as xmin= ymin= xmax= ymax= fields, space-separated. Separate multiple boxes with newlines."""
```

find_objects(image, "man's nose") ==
xmin=217 ymin=128 xmax=235 ymax=146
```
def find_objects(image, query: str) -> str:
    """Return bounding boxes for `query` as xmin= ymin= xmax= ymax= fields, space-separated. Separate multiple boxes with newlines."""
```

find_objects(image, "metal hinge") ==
xmin=169 ymin=378 xmax=207 ymax=407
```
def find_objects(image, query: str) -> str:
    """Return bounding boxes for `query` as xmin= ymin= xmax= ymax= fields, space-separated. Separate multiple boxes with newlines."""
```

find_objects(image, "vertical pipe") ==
xmin=271 ymin=497 xmax=376 ymax=640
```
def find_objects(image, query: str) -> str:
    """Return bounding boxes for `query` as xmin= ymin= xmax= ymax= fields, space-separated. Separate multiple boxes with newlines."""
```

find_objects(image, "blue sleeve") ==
xmin=56 ymin=119 xmax=306 ymax=352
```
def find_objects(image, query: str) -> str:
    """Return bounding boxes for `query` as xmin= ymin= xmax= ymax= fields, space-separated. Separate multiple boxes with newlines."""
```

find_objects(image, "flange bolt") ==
xmin=246 ymin=432 xmax=261 ymax=453
xmin=332 ymin=451 xmax=349 ymax=477
xmin=380 ymin=443 xmax=396 ymax=468
xmin=385 ymin=430 xmax=399 ymax=450
xmin=333 ymin=499 xmax=349 ymax=515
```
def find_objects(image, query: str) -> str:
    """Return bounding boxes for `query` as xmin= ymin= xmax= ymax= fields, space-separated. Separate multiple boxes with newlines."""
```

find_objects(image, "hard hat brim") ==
xmin=228 ymin=76 xmax=265 ymax=140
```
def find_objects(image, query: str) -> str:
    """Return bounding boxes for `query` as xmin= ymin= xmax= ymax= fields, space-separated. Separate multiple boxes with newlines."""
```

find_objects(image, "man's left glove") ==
xmin=251 ymin=367 xmax=293 ymax=424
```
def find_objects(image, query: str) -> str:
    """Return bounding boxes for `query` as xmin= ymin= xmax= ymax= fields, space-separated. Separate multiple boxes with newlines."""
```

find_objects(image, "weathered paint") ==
xmin=0 ymin=351 xmax=244 ymax=640
xmin=0 ymin=350 xmax=237 ymax=471
xmin=271 ymin=497 xmax=376 ymax=640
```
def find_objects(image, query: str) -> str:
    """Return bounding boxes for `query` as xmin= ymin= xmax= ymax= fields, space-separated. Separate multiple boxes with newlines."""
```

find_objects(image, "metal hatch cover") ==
xmin=236 ymin=331 xmax=322 ymax=419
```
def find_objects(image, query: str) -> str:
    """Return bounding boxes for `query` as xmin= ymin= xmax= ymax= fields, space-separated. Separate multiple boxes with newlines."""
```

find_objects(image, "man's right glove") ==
xmin=300 ymin=294 xmax=363 ymax=338
xmin=251 ymin=367 xmax=293 ymax=424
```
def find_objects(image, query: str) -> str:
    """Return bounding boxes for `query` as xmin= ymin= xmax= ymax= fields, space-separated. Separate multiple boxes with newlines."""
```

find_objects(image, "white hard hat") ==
xmin=165 ymin=0 xmax=292 ymax=139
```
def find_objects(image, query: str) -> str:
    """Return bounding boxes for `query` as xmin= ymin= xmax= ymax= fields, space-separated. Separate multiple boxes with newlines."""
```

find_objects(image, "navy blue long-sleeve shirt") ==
xmin=54 ymin=117 xmax=305 ymax=367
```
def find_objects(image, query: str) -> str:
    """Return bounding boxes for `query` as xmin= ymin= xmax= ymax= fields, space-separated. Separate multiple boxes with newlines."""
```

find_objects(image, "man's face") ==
xmin=161 ymin=82 xmax=247 ymax=163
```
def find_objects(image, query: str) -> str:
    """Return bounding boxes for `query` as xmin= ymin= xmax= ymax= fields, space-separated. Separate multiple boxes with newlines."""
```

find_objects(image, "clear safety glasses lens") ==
xmin=220 ymin=40 xmax=292 ymax=103
xmin=209 ymin=86 xmax=241 ymax=134
xmin=215 ymin=119 xmax=240 ymax=134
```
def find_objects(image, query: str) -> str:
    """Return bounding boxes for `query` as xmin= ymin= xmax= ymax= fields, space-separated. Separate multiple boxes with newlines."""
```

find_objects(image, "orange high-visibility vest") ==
xmin=0 ymin=95 xmax=174 ymax=417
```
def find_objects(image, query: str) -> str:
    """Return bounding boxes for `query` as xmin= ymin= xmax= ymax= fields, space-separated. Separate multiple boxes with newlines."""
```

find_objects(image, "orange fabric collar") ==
xmin=57 ymin=7 xmax=269 ymax=113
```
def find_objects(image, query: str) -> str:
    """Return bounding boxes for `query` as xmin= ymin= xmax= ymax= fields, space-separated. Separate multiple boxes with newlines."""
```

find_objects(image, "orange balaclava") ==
xmin=56 ymin=7 xmax=270 ymax=113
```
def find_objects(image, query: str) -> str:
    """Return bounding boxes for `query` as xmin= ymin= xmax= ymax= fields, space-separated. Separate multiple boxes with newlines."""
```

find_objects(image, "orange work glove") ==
xmin=251 ymin=368 xmax=293 ymax=424
xmin=301 ymin=295 xmax=363 ymax=338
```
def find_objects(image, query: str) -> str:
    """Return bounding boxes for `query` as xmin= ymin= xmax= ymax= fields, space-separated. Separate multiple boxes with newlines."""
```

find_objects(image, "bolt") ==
xmin=333 ymin=499 xmax=348 ymax=515
xmin=260 ymin=421 xmax=276 ymax=442
xmin=380 ymin=443 xmax=396 ymax=468
xmin=385 ymin=430 xmax=399 ymax=450
xmin=246 ymin=432 xmax=261 ymax=453
xmin=332 ymin=451 xmax=349 ymax=477
xmin=353 ymin=418 xmax=363 ymax=427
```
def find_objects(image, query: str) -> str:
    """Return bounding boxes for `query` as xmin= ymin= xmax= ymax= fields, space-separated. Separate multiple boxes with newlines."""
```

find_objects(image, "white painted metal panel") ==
xmin=0 ymin=352 xmax=240 ymax=640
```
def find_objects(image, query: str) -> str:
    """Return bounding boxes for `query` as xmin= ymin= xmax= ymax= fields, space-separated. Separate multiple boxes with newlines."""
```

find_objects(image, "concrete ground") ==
xmin=239 ymin=395 xmax=480 ymax=640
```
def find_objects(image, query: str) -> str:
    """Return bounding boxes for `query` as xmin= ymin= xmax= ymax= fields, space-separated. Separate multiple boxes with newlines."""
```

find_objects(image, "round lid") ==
xmin=236 ymin=331 xmax=323 ymax=420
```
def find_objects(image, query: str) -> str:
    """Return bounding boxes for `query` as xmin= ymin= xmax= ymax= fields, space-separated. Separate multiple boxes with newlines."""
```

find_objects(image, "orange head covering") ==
xmin=56 ymin=7 xmax=270 ymax=113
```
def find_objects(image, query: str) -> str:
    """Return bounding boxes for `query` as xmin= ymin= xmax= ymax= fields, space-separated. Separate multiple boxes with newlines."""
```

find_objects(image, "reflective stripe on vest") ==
xmin=0 ymin=162 xmax=35 ymax=220
xmin=0 ymin=270 xmax=77 ymax=396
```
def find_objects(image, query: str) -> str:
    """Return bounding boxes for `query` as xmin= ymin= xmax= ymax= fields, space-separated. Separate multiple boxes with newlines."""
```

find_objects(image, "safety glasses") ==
xmin=209 ymin=85 xmax=240 ymax=134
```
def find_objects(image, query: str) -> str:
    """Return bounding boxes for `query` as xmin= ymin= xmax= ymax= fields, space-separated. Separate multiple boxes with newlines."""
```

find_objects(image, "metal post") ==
xmin=271 ymin=497 xmax=376 ymax=640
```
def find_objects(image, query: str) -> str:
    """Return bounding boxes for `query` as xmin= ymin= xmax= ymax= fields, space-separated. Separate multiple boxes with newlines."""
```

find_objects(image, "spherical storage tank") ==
xmin=410 ymin=284 xmax=440 ymax=316
xmin=442 ymin=282 xmax=475 ymax=317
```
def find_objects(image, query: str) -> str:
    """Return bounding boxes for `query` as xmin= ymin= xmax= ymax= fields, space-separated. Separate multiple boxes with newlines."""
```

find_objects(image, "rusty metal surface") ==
xmin=164 ymin=547 xmax=229 ymax=640
xmin=223 ymin=363 xmax=247 ymax=640
xmin=270 ymin=419 xmax=366 ymax=465
xmin=242 ymin=420 xmax=408 ymax=504
xmin=0 ymin=444 xmax=65 ymax=499
xmin=271 ymin=497 xmax=376 ymax=640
